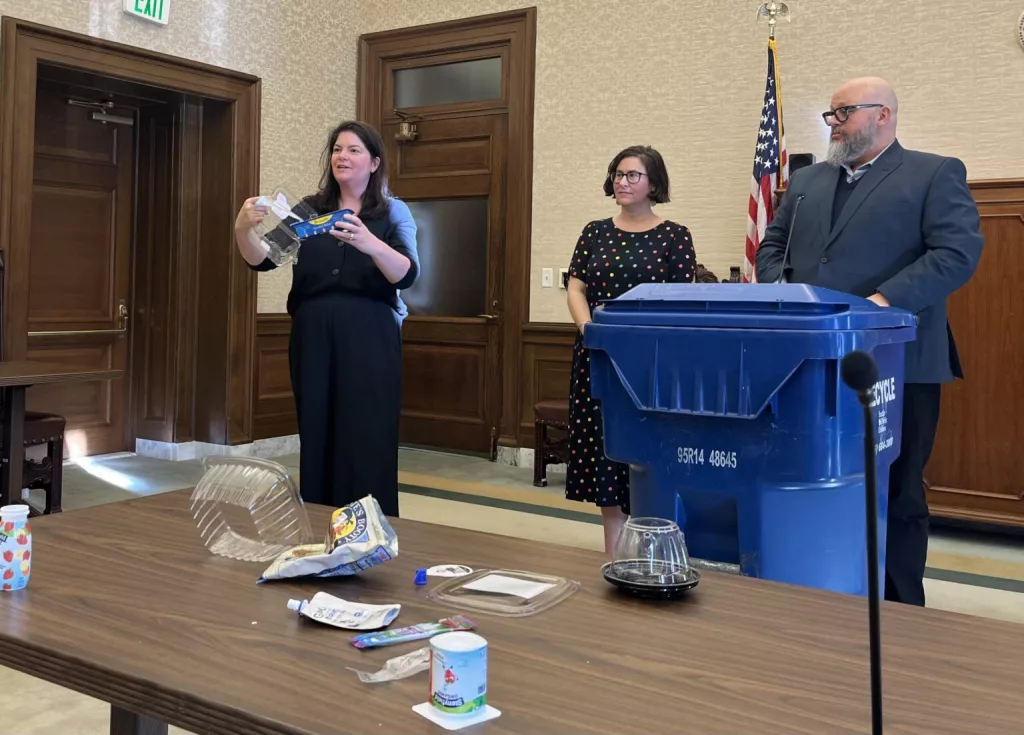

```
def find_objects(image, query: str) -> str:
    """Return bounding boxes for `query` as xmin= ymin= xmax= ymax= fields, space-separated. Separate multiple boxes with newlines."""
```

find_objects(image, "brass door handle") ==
xmin=28 ymin=327 xmax=127 ymax=337
xmin=29 ymin=299 xmax=129 ymax=339
xmin=478 ymin=314 xmax=499 ymax=322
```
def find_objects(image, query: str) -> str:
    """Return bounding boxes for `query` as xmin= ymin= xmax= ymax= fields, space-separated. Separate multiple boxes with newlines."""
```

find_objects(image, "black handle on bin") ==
xmin=841 ymin=349 xmax=884 ymax=735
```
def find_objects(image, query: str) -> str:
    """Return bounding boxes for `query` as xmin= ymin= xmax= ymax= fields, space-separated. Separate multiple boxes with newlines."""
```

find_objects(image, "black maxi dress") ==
xmin=250 ymin=197 xmax=419 ymax=517
xmin=565 ymin=219 xmax=696 ymax=514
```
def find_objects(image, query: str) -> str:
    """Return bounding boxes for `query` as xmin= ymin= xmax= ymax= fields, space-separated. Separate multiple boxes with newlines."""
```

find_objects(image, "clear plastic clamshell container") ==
xmin=426 ymin=568 xmax=579 ymax=617
xmin=254 ymin=187 xmax=317 ymax=266
xmin=190 ymin=457 xmax=316 ymax=562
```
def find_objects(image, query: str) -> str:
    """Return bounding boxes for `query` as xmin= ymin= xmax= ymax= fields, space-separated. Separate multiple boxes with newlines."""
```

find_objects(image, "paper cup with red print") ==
xmin=0 ymin=505 xmax=32 ymax=591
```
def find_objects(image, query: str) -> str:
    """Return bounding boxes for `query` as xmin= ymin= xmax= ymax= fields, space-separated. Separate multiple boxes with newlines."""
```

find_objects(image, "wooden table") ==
xmin=0 ymin=491 xmax=1022 ymax=735
xmin=0 ymin=361 xmax=122 ymax=506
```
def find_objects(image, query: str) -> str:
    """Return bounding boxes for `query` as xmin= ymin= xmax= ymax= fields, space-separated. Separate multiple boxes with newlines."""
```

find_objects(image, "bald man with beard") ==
xmin=756 ymin=77 xmax=984 ymax=607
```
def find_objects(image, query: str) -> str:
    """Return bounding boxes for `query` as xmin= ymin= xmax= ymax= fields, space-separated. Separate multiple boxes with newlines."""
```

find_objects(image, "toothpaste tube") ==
xmin=287 ymin=591 xmax=400 ymax=631
xmin=350 ymin=615 xmax=476 ymax=649
xmin=292 ymin=209 xmax=353 ymax=240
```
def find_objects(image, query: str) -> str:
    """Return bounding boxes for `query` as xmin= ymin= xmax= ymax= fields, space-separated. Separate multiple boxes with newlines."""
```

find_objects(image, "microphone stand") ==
xmin=855 ymin=386 xmax=884 ymax=735
xmin=774 ymin=194 xmax=805 ymax=284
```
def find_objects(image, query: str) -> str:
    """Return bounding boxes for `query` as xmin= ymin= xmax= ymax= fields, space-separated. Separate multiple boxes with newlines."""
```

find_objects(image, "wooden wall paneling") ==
xmin=499 ymin=9 xmax=537 ymax=449
xmin=518 ymin=323 xmax=576 ymax=447
xmin=225 ymin=82 xmax=261 ymax=445
xmin=132 ymin=101 xmax=180 ymax=443
xmin=192 ymin=99 xmax=235 ymax=444
xmin=926 ymin=179 xmax=1024 ymax=526
xmin=174 ymin=99 xmax=203 ymax=444
xmin=252 ymin=314 xmax=296 ymax=440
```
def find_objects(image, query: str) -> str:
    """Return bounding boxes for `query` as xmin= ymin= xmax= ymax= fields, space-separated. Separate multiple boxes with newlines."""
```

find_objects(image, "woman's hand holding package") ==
xmin=331 ymin=213 xmax=382 ymax=255
xmin=332 ymin=213 xmax=412 ymax=285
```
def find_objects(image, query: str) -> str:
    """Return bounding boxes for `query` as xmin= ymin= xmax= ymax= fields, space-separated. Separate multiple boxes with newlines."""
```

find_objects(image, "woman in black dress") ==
xmin=233 ymin=121 xmax=419 ymax=517
xmin=565 ymin=145 xmax=696 ymax=553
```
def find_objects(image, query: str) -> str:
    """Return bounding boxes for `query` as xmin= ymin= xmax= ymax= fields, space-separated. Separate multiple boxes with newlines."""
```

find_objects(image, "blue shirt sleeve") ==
xmin=387 ymin=198 xmax=420 ymax=291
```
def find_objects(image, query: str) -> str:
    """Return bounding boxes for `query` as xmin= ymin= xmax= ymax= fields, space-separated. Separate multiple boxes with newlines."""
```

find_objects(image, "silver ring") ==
xmin=347 ymin=231 xmax=354 ymax=239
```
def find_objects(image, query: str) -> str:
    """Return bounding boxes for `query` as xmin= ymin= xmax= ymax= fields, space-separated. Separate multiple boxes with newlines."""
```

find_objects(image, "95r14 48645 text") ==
xmin=677 ymin=447 xmax=738 ymax=469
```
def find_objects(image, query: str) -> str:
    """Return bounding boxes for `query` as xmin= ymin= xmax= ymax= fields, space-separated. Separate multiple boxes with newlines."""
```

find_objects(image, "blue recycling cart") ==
xmin=585 ymin=283 xmax=916 ymax=596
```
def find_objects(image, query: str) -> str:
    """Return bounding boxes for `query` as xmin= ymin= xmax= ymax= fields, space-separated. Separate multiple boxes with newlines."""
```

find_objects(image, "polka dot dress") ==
xmin=565 ymin=218 xmax=697 ymax=513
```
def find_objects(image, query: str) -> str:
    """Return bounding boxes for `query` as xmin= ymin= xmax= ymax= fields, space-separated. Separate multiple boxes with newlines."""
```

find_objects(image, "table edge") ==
xmin=0 ymin=635 xmax=308 ymax=735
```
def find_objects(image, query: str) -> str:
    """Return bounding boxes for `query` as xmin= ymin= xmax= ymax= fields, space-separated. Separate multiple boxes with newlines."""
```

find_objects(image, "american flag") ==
xmin=743 ymin=39 xmax=788 ymax=282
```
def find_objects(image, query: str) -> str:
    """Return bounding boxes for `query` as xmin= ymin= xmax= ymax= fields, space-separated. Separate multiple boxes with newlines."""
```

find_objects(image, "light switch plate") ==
xmin=559 ymin=268 xmax=569 ymax=288
xmin=541 ymin=268 xmax=553 ymax=288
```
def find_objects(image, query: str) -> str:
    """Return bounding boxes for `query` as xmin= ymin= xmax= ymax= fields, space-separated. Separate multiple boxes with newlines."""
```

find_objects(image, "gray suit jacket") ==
xmin=755 ymin=140 xmax=983 ymax=383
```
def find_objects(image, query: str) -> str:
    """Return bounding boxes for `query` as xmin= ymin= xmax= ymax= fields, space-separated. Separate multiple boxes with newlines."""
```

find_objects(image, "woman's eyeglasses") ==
xmin=610 ymin=171 xmax=647 ymax=184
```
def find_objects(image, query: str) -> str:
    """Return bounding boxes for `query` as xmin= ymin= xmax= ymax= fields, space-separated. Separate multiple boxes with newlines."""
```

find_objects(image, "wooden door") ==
xmin=23 ymin=80 xmax=134 ymax=457
xmin=385 ymin=114 xmax=507 ymax=454
xmin=358 ymin=11 xmax=536 ymax=454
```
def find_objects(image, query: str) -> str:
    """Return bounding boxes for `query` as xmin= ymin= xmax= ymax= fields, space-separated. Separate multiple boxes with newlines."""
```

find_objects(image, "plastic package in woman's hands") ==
xmin=348 ymin=647 xmax=430 ymax=683
xmin=254 ymin=188 xmax=317 ymax=266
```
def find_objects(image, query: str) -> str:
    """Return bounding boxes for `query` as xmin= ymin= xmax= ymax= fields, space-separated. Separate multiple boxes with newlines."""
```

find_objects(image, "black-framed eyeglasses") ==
xmin=611 ymin=170 xmax=647 ymax=184
xmin=821 ymin=103 xmax=884 ymax=124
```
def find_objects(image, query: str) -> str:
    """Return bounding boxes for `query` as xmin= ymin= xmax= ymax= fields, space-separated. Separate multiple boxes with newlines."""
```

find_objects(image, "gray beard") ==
xmin=827 ymin=127 xmax=877 ymax=168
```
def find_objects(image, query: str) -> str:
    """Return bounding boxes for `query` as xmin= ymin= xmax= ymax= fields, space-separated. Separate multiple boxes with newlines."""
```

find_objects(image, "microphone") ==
xmin=775 ymin=193 xmax=806 ymax=284
xmin=841 ymin=349 xmax=883 ymax=735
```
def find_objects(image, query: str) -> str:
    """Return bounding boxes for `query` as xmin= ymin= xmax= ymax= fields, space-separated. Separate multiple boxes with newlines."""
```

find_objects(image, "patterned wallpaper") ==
xmin=4 ymin=1 xmax=1022 ymax=317
xmin=356 ymin=0 xmax=1024 ymax=322
xmin=0 ymin=0 xmax=359 ymax=314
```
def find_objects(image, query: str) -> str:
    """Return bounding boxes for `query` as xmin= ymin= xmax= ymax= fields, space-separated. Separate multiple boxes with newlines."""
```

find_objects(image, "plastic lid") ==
xmin=287 ymin=599 xmax=303 ymax=612
xmin=431 ymin=631 xmax=487 ymax=652
xmin=0 ymin=504 xmax=29 ymax=520
xmin=426 ymin=569 xmax=579 ymax=618
xmin=592 ymin=283 xmax=917 ymax=331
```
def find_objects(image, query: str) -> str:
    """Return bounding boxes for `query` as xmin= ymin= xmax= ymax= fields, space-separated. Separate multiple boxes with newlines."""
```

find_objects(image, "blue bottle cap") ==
xmin=414 ymin=568 xmax=428 ymax=585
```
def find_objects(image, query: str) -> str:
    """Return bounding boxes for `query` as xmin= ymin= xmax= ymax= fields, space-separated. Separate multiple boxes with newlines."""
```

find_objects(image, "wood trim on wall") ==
xmin=252 ymin=314 xmax=296 ymax=440
xmin=0 ymin=17 xmax=261 ymax=446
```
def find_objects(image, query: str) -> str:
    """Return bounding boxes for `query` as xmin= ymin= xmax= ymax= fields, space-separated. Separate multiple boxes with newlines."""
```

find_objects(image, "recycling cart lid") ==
xmin=592 ymin=283 xmax=916 ymax=331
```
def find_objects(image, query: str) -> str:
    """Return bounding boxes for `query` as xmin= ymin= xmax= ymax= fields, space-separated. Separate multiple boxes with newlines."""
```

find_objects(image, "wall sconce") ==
xmin=394 ymin=110 xmax=422 ymax=143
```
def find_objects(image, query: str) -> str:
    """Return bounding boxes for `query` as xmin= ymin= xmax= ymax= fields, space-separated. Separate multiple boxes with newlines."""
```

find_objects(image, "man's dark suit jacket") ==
xmin=755 ymin=140 xmax=983 ymax=384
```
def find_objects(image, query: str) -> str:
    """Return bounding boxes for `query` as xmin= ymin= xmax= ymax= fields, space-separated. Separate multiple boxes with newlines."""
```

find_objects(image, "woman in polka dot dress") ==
xmin=565 ymin=145 xmax=697 ymax=554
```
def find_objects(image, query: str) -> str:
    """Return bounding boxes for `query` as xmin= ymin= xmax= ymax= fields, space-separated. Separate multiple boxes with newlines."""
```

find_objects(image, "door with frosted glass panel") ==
xmin=379 ymin=55 xmax=508 ymax=455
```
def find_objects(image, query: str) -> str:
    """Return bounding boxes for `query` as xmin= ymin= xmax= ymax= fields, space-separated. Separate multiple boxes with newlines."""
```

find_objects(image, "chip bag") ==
xmin=258 ymin=495 xmax=398 ymax=582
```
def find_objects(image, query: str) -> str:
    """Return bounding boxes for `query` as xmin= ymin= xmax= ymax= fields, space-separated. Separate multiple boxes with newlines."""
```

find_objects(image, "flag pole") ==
xmin=757 ymin=2 xmax=790 ymax=198
xmin=746 ymin=2 xmax=791 ymax=282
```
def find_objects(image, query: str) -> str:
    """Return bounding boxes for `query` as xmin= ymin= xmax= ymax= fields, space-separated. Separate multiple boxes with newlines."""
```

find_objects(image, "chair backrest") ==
xmin=694 ymin=264 xmax=719 ymax=283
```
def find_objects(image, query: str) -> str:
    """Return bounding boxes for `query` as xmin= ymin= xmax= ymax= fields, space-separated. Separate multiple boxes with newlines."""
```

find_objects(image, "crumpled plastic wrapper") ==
xmin=348 ymin=647 xmax=430 ymax=683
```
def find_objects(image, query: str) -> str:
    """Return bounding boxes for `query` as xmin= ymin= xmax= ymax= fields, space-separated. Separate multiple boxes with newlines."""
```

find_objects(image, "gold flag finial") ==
xmin=756 ymin=2 xmax=791 ymax=39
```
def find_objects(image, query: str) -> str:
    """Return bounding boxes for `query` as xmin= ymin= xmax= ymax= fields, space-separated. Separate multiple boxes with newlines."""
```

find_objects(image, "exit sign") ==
xmin=124 ymin=0 xmax=169 ymax=25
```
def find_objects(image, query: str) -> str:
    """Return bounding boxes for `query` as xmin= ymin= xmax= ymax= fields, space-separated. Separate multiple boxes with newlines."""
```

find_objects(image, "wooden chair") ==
xmin=0 ymin=249 xmax=67 ymax=515
xmin=533 ymin=399 xmax=570 ymax=487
